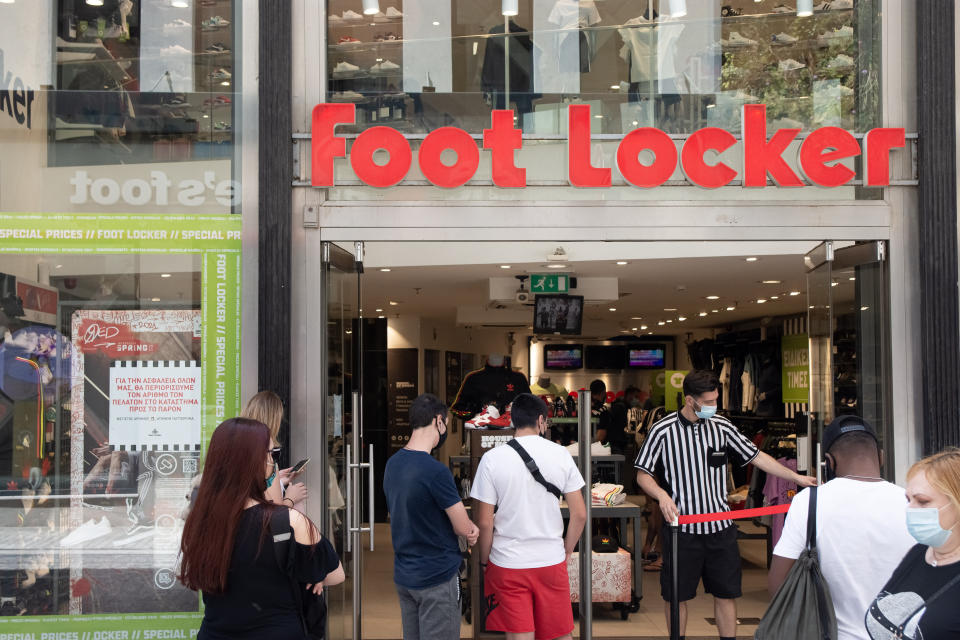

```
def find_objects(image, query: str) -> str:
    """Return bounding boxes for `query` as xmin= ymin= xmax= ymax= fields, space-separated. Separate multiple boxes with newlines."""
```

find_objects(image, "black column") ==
xmin=258 ymin=2 xmax=293 ymax=462
xmin=917 ymin=1 xmax=960 ymax=453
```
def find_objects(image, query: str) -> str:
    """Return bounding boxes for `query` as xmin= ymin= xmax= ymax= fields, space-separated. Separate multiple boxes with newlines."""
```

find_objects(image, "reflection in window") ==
xmin=0 ymin=256 xmax=200 ymax=615
xmin=326 ymin=0 xmax=875 ymax=135
xmin=52 ymin=0 xmax=238 ymax=166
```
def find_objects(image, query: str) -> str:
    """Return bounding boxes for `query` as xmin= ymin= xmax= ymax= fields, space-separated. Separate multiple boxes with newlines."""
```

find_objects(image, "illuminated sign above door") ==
xmin=311 ymin=103 xmax=906 ymax=190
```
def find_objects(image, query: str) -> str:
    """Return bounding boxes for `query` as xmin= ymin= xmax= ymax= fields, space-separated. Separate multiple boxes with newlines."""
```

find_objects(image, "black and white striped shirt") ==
xmin=634 ymin=411 xmax=759 ymax=535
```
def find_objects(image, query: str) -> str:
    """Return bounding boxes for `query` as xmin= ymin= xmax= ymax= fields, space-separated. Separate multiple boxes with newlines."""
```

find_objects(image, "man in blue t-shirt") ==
xmin=384 ymin=393 xmax=479 ymax=640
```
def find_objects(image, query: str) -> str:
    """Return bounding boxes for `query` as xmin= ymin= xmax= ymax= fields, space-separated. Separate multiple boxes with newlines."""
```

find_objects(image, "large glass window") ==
xmin=325 ymin=0 xmax=880 ymax=135
xmin=0 ymin=0 xmax=247 ymax=634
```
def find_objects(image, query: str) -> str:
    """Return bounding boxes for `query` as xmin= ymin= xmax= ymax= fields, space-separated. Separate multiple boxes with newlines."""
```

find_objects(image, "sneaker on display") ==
xmin=778 ymin=58 xmax=806 ymax=71
xmin=163 ymin=18 xmax=191 ymax=30
xmin=378 ymin=59 xmax=400 ymax=71
xmin=214 ymin=121 xmax=231 ymax=131
xmin=328 ymin=13 xmax=344 ymax=23
xmin=826 ymin=53 xmax=854 ymax=69
xmin=334 ymin=61 xmax=360 ymax=73
xmin=771 ymin=4 xmax=793 ymax=13
xmin=385 ymin=6 xmax=403 ymax=18
xmin=209 ymin=67 xmax=232 ymax=81
xmin=486 ymin=410 xmax=513 ymax=428
xmin=342 ymin=10 xmax=363 ymax=20
xmin=772 ymin=32 xmax=799 ymax=45
xmin=818 ymin=25 xmax=854 ymax=46
xmin=465 ymin=405 xmax=500 ymax=429
xmin=338 ymin=36 xmax=362 ymax=44
xmin=371 ymin=11 xmax=389 ymax=23
xmin=726 ymin=32 xmax=758 ymax=47
xmin=205 ymin=42 xmax=231 ymax=54
xmin=59 ymin=518 xmax=112 ymax=548
xmin=332 ymin=90 xmax=365 ymax=101
xmin=164 ymin=96 xmax=191 ymax=107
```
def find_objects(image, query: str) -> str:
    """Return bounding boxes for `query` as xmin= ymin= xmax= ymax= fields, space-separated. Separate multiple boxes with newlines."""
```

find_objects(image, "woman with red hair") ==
xmin=179 ymin=417 xmax=344 ymax=639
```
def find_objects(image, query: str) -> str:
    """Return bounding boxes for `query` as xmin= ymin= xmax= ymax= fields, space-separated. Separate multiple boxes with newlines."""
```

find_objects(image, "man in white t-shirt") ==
xmin=769 ymin=416 xmax=914 ymax=640
xmin=471 ymin=393 xmax=587 ymax=640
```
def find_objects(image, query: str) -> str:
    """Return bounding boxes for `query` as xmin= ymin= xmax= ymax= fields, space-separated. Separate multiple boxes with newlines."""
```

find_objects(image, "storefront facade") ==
xmin=0 ymin=0 xmax=955 ymax=638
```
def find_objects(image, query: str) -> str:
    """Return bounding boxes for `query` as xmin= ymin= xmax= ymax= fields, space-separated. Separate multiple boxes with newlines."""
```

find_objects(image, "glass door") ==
xmin=805 ymin=241 xmax=890 ymax=479
xmin=321 ymin=242 xmax=371 ymax=640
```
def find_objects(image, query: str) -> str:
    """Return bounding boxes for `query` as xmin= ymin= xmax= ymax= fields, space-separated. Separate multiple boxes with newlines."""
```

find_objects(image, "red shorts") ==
xmin=483 ymin=561 xmax=574 ymax=640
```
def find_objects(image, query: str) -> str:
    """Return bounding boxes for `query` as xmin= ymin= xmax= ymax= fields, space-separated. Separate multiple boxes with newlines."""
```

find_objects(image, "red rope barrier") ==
xmin=677 ymin=503 xmax=791 ymax=525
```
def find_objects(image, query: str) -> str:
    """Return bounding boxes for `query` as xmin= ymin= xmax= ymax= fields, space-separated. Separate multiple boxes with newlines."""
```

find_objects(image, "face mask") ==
xmin=434 ymin=420 xmax=448 ymax=451
xmin=694 ymin=401 xmax=717 ymax=420
xmin=824 ymin=455 xmax=837 ymax=482
xmin=906 ymin=506 xmax=956 ymax=547
xmin=265 ymin=461 xmax=277 ymax=489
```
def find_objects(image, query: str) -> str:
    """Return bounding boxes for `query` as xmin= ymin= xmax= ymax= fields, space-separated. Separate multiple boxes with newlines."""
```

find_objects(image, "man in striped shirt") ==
xmin=635 ymin=369 xmax=816 ymax=640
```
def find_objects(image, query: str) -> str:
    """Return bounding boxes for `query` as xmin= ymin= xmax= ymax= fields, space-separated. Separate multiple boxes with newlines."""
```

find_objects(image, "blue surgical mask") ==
xmin=694 ymin=402 xmax=717 ymax=421
xmin=906 ymin=506 xmax=955 ymax=547
xmin=265 ymin=461 xmax=278 ymax=489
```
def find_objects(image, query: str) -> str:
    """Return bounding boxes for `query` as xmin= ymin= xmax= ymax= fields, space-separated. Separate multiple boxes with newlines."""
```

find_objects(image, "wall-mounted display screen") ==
xmin=584 ymin=345 xmax=626 ymax=370
xmin=628 ymin=346 xmax=666 ymax=368
xmin=544 ymin=345 xmax=583 ymax=370
xmin=534 ymin=295 xmax=584 ymax=335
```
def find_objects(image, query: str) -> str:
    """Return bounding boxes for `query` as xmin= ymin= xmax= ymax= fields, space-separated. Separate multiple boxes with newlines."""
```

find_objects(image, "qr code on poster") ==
xmin=182 ymin=457 xmax=199 ymax=474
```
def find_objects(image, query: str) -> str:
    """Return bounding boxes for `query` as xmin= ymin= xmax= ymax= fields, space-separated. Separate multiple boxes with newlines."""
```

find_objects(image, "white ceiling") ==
xmin=359 ymin=241 xmax=860 ymax=335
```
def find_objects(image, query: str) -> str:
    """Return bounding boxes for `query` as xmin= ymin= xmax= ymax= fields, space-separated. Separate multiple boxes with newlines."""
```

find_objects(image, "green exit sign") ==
xmin=530 ymin=274 xmax=569 ymax=293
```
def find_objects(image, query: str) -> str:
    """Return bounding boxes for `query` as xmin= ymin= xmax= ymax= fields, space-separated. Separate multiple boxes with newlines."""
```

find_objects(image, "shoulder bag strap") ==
xmin=506 ymin=439 xmax=563 ymax=499
xmin=269 ymin=507 xmax=308 ymax=635
xmin=805 ymin=487 xmax=834 ymax=640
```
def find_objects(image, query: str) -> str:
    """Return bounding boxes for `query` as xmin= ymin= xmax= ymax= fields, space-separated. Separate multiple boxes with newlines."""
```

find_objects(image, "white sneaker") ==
xmin=818 ymin=25 xmax=854 ymax=46
xmin=778 ymin=58 xmax=806 ymax=71
xmin=333 ymin=90 xmax=365 ymax=101
xmin=827 ymin=54 xmax=854 ymax=69
xmin=334 ymin=61 xmax=360 ymax=73
xmin=328 ymin=13 xmax=344 ymax=23
xmin=466 ymin=405 xmax=500 ymax=429
xmin=342 ymin=10 xmax=362 ymax=20
xmin=772 ymin=4 xmax=793 ymax=12
xmin=378 ymin=59 xmax=400 ymax=71
xmin=60 ymin=518 xmax=112 ymax=548
xmin=772 ymin=32 xmax=799 ymax=45
xmin=727 ymin=32 xmax=757 ymax=47
xmin=385 ymin=6 xmax=403 ymax=18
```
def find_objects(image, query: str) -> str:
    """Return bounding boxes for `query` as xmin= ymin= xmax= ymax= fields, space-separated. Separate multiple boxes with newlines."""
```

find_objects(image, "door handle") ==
xmin=368 ymin=443 xmax=375 ymax=552
xmin=345 ymin=444 xmax=352 ymax=553
xmin=348 ymin=445 xmax=374 ymax=550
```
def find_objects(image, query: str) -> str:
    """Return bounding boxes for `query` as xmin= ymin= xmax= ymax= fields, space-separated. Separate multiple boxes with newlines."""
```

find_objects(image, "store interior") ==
xmin=322 ymin=239 xmax=885 ymax=639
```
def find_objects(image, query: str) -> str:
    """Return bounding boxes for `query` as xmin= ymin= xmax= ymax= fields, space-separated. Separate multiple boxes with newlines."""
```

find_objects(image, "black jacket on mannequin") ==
xmin=451 ymin=364 xmax=532 ymax=418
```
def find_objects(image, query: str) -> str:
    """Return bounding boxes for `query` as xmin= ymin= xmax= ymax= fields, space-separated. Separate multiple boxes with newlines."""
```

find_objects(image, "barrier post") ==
xmin=670 ymin=521 xmax=680 ymax=640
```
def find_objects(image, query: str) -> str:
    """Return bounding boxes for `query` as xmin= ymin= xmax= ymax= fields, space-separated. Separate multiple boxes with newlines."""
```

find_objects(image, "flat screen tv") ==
xmin=533 ymin=295 xmax=584 ymax=335
xmin=543 ymin=345 xmax=583 ymax=370
xmin=628 ymin=346 xmax=666 ymax=368
xmin=584 ymin=345 xmax=626 ymax=370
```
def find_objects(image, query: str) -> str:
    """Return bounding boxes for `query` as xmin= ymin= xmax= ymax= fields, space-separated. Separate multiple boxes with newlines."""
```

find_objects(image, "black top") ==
xmin=450 ymin=364 xmax=532 ymax=418
xmin=866 ymin=544 xmax=960 ymax=640
xmin=198 ymin=504 xmax=340 ymax=640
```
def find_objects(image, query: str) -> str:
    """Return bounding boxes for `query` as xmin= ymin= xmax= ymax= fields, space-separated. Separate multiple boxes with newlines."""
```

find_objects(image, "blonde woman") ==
xmin=241 ymin=391 xmax=307 ymax=508
xmin=865 ymin=449 xmax=960 ymax=639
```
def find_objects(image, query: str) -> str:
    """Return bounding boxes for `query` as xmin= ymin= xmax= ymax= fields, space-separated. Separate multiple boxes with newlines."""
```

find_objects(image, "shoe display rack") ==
xmin=327 ymin=1 xmax=411 ymax=130
xmin=52 ymin=1 xmax=236 ymax=166
xmin=713 ymin=0 xmax=857 ymax=131
xmin=194 ymin=1 xmax=234 ymax=144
